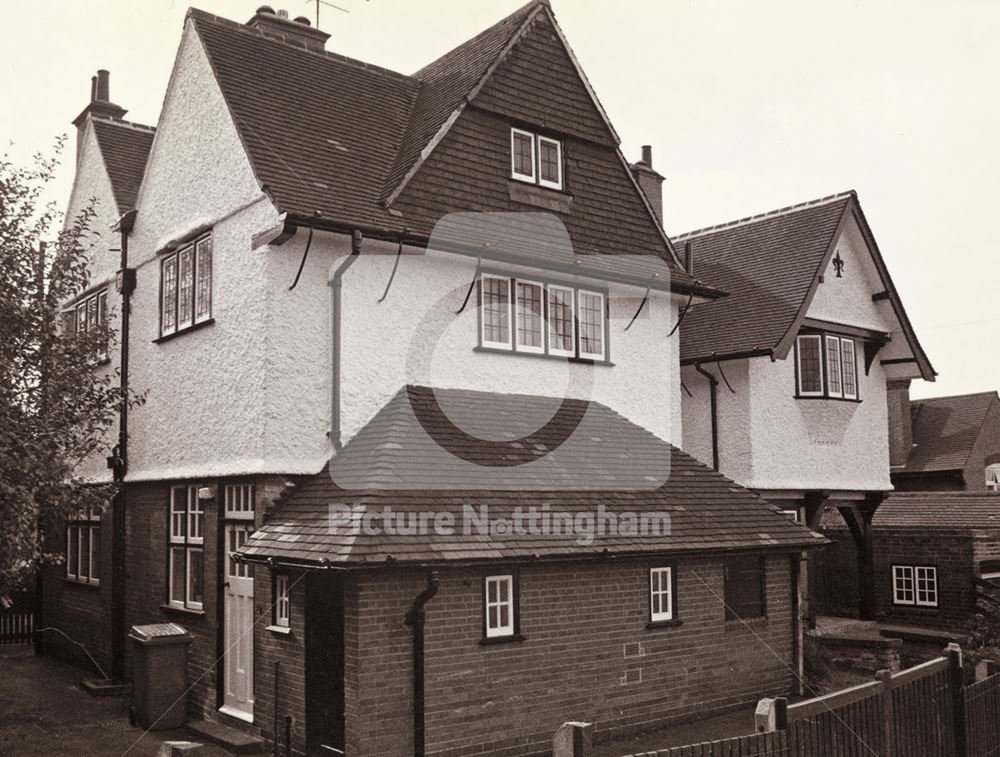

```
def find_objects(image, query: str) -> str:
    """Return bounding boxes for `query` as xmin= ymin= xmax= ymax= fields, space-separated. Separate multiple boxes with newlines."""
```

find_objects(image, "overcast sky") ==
xmin=2 ymin=0 xmax=996 ymax=400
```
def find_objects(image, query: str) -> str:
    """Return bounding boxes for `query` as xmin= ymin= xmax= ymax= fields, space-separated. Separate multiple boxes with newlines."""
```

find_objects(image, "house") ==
xmin=46 ymin=2 xmax=823 ymax=756
xmin=674 ymin=192 xmax=936 ymax=620
xmin=817 ymin=493 xmax=1000 ymax=630
xmin=890 ymin=390 xmax=1000 ymax=492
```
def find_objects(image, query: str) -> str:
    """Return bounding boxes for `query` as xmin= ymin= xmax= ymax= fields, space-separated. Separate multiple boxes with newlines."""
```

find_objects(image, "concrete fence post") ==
xmin=947 ymin=643 xmax=968 ymax=757
xmin=875 ymin=669 xmax=896 ymax=757
xmin=755 ymin=697 xmax=787 ymax=733
xmin=975 ymin=659 xmax=1000 ymax=682
xmin=553 ymin=722 xmax=593 ymax=757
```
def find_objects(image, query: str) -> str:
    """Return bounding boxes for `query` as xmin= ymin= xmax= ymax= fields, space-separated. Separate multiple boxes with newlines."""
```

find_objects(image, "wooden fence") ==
xmin=0 ymin=601 xmax=35 ymax=645
xmin=966 ymin=663 xmax=1000 ymax=757
xmin=619 ymin=731 xmax=789 ymax=757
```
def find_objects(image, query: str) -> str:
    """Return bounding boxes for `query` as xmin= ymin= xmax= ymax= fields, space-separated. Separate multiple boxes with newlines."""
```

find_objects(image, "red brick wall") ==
xmin=324 ymin=554 xmax=797 ymax=757
xmin=872 ymin=529 xmax=975 ymax=630
xmin=42 ymin=507 xmax=113 ymax=673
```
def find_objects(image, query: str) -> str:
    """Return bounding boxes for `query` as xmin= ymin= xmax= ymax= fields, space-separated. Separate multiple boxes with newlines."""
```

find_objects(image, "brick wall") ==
xmin=317 ymin=553 xmax=798 ymax=757
xmin=42 ymin=507 xmax=113 ymax=673
xmin=813 ymin=526 xmax=860 ymax=618
xmin=872 ymin=528 xmax=975 ymax=630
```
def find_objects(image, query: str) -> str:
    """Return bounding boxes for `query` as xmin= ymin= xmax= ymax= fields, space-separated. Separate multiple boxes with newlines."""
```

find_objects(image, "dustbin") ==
xmin=129 ymin=622 xmax=193 ymax=730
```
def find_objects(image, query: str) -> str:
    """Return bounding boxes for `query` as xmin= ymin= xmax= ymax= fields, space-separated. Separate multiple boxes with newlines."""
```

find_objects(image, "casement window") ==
xmin=780 ymin=509 xmax=801 ymax=522
xmin=795 ymin=332 xmax=859 ymax=400
xmin=893 ymin=565 xmax=938 ymax=607
xmin=723 ymin=555 xmax=766 ymax=620
xmin=986 ymin=464 xmax=1000 ymax=492
xmin=64 ymin=289 xmax=110 ymax=361
xmin=274 ymin=574 xmax=291 ymax=628
xmin=160 ymin=234 xmax=212 ymax=338
xmin=510 ymin=128 xmax=563 ymax=190
xmin=649 ymin=567 xmax=675 ymax=623
xmin=478 ymin=274 xmax=608 ymax=362
xmin=484 ymin=574 xmax=516 ymax=638
xmin=66 ymin=508 xmax=101 ymax=585
xmin=168 ymin=486 xmax=205 ymax=611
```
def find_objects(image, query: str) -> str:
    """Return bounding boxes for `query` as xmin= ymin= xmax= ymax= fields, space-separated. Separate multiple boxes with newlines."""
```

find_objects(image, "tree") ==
xmin=0 ymin=139 xmax=139 ymax=605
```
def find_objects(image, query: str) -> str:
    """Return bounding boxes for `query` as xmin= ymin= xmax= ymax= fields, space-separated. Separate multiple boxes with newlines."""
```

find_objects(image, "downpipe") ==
xmin=404 ymin=571 xmax=440 ymax=757
xmin=694 ymin=363 xmax=719 ymax=470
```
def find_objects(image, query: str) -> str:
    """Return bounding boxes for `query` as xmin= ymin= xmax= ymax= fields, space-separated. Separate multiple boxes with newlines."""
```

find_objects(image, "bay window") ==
xmin=795 ymin=332 xmax=859 ymax=400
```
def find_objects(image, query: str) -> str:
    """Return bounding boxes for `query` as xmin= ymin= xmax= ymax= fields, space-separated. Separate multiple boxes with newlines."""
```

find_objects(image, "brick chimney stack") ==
xmin=247 ymin=6 xmax=331 ymax=52
xmin=630 ymin=145 xmax=665 ymax=227
xmin=887 ymin=379 xmax=914 ymax=467
xmin=72 ymin=69 xmax=127 ymax=157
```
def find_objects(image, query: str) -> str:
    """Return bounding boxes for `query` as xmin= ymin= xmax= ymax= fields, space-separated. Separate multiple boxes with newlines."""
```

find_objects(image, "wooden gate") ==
xmin=0 ymin=592 xmax=36 ymax=646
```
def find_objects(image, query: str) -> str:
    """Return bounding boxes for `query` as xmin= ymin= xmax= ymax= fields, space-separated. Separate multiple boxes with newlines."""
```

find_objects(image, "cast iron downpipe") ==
xmin=330 ymin=230 xmax=362 ymax=451
xmin=111 ymin=209 xmax=137 ymax=681
xmin=404 ymin=571 xmax=440 ymax=757
xmin=694 ymin=363 xmax=719 ymax=471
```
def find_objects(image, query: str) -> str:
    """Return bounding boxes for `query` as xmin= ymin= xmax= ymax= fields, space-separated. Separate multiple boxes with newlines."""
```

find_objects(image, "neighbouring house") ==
xmin=817 ymin=493 xmax=1000 ymax=630
xmin=45 ymin=2 xmax=824 ymax=756
xmin=890 ymin=389 xmax=1000 ymax=492
xmin=675 ymin=192 xmax=936 ymax=620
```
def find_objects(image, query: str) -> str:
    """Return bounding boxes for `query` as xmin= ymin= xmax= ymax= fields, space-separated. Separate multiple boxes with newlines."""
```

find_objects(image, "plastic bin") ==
xmin=129 ymin=622 xmax=193 ymax=729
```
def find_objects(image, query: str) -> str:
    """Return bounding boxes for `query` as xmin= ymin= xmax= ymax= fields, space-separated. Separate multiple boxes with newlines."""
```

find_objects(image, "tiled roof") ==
xmin=675 ymin=192 xmax=853 ymax=363
xmin=186 ymin=5 xmax=713 ymax=296
xmin=238 ymin=386 xmax=824 ymax=566
xmin=674 ymin=191 xmax=934 ymax=379
xmin=90 ymin=118 xmax=155 ymax=212
xmin=874 ymin=492 xmax=1000 ymax=529
xmin=896 ymin=392 xmax=999 ymax=474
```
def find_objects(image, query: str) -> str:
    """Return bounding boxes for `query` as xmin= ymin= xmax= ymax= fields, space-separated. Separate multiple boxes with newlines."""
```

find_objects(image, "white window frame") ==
xmin=795 ymin=334 xmax=825 ymax=397
xmin=484 ymin=574 xmax=515 ymax=638
xmin=915 ymin=566 xmax=938 ymax=607
xmin=168 ymin=485 xmax=204 ymax=611
xmin=66 ymin=508 xmax=101 ymax=585
xmin=780 ymin=508 xmax=801 ymax=522
xmin=274 ymin=574 xmax=291 ymax=628
xmin=987 ymin=464 xmax=1000 ymax=492
xmin=537 ymin=136 xmax=563 ymax=190
xmin=840 ymin=337 xmax=858 ymax=400
xmin=510 ymin=128 xmax=536 ymax=184
xmin=64 ymin=289 xmax=110 ymax=361
xmin=480 ymin=273 xmax=513 ymax=350
xmin=546 ymin=284 xmax=576 ymax=357
xmin=577 ymin=289 xmax=606 ymax=361
xmin=824 ymin=335 xmax=844 ymax=398
xmin=160 ymin=234 xmax=212 ymax=338
xmin=893 ymin=565 xmax=914 ymax=605
xmin=649 ymin=567 xmax=674 ymax=623
xmin=514 ymin=279 xmax=545 ymax=354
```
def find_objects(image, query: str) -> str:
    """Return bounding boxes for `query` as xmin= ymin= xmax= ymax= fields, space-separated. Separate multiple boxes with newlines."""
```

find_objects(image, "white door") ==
xmin=222 ymin=485 xmax=255 ymax=721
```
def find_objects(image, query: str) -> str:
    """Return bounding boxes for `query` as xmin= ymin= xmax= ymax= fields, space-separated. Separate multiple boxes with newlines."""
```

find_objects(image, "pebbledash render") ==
xmin=47 ymin=2 xmax=824 ymax=756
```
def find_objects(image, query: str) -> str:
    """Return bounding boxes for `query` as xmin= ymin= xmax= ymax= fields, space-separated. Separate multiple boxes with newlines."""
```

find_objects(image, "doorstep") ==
xmin=187 ymin=719 xmax=265 ymax=754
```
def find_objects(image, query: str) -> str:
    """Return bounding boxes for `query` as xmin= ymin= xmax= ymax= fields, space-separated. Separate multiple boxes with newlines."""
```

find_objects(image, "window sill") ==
xmin=161 ymin=603 xmax=206 ymax=618
xmin=891 ymin=604 xmax=940 ymax=611
xmin=479 ymin=633 xmax=526 ymax=646
xmin=646 ymin=618 xmax=682 ymax=630
xmin=64 ymin=578 xmax=101 ymax=589
xmin=473 ymin=345 xmax=614 ymax=367
xmin=266 ymin=624 xmax=293 ymax=636
xmin=794 ymin=395 xmax=862 ymax=403
xmin=726 ymin=615 xmax=767 ymax=627
xmin=153 ymin=318 xmax=215 ymax=344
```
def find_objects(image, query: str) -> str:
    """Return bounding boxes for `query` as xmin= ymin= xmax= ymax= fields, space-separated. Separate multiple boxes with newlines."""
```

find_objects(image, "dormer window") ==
xmin=795 ymin=332 xmax=859 ymax=401
xmin=510 ymin=128 xmax=563 ymax=190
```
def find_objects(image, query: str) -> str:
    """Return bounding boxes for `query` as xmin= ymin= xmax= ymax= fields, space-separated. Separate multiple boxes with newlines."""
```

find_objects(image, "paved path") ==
xmin=0 ymin=648 xmax=231 ymax=757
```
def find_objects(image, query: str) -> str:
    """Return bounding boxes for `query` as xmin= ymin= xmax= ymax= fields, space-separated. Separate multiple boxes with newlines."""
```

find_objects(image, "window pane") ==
xmin=79 ymin=528 xmax=90 ymax=580
xmin=171 ymin=489 xmax=186 ymax=540
xmin=162 ymin=255 xmax=178 ymax=334
xmin=539 ymin=139 xmax=560 ymax=186
xmin=515 ymin=282 xmax=543 ymax=350
xmin=797 ymin=336 xmax=822 ymax=393
xmin=90 ymin=526 xmax=101 ymax=582
xmin=579 ymin=292 xmax=604 ymax=358
xmin=77 ymin=302 xmax=88 ymax=334
xmin=188 ymin=491 xmax=204 ymax=542
xmin=195 ymin=237 xmax=213 ymax=323
xmin=511 ymin=131 xmax=534 ymax=178
xmin=86 ymin=296 xmax=98 ymax=337
xmin=482 ymin=277 xmax=510 ymax=346
xmin=841 ymin=339 xmax=857 ymax=398
xmin=548 ymin=286 xmax=574 ymax=354
xmin=724 ymin=556 xmax=764 ymax=620
xmin=67 ymin=526 xmax=78 ymax=578
xmin=825 ymin=336 xmax=842 ymax=395
xmin=178 ymin=246 xmax=194 ymax=328
xmin=170 ymin=547 xmax=186 ymax=603
xmin=188 ymin=548 xmax=204 ymax=605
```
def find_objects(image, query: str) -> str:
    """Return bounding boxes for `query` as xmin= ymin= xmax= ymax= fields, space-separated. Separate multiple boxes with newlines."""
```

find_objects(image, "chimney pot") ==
xmin=256 ymin=4 xmax=275 ymax=13
xmin=294 ymin=15 xmax=311 ymax=25
xmin=641 ymin=145 xmax=653 ymax=168
xmin=277 ymin=9 xmax=289 ymax=18
xmin=90 ymin=75 xmax=98 ymax=104
xmin=96 ymin=69 xmax=110 ymax=102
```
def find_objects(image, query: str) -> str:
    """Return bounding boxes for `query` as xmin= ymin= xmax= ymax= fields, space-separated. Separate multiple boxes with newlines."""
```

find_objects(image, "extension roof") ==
xmin=185 ymin=2 xmax=717 ymax=297
xmin=896 ymin=392 xmax=1000 ymax=475
xmin=674 ymin=191 xmax=934 ymax=379
xmin=874 ymin=492 xmax=1000 ymax=530
xmin=90 ymin=118 xmax=156 ymax=212
xmin=238 ymin=386 xmax=824 ymax=567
